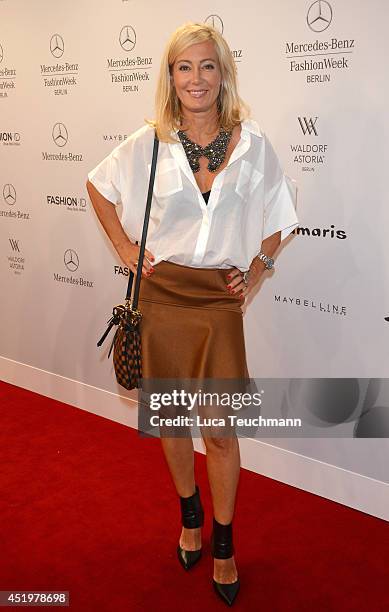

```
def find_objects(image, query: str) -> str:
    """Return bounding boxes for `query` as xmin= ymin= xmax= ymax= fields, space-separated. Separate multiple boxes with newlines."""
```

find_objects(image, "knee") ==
xmin=203 ymin=435 xmax=237 ymax=454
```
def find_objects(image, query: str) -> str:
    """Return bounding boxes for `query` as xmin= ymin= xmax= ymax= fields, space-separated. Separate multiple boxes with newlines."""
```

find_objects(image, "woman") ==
xmin=87 ymin=22 xmax=298 ymax=606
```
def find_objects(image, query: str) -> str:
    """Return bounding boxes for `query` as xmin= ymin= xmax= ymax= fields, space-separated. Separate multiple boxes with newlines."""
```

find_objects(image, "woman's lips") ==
xmin=187 ymin=89 xmax=208 ymax=98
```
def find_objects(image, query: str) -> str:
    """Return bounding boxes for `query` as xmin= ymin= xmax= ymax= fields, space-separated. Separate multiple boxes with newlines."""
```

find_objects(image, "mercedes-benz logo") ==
xmin=50 ymin=34 xmax=65 ymax=58
xmin=64 ymin=249 xmax=79 ymax=272
xmin=0 ymin=44 xmax=3 ymax=64
xmin=3 ymin=184 xmax=16 ymax=206
xmin=307 ymin=1 xmax=333 ymax=33
xmin=119 ymin=26 xmax=136 ymax=52
xmin=205 ymin=14 xmax=224 ymax=34
xmin=52 ymin=123 xmax=68 ymax=147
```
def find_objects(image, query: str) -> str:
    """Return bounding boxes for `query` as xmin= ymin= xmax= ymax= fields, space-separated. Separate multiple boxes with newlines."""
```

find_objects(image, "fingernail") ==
xmin=227 ymin=274 xmax=231 ymax=279
xmin=226 ymin=284 xmax=231 ymax=288
xmin=231 ymin=289 xmax=235 ymax=294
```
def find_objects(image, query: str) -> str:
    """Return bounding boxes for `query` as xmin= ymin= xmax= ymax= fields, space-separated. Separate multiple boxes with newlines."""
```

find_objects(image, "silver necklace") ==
xmin=177 ymin=128 xmax=232 ymax=173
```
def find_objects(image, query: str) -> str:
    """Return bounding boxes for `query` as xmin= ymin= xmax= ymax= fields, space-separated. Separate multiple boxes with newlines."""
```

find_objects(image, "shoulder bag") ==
xmin=97 ymin=132 xmax=159 ymax=390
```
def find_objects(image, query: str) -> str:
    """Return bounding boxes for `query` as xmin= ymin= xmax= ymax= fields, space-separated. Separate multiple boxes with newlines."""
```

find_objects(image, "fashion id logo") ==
xmin=106 ymin=25 xmax=153 ymax=94
xmin=0 ymin=131 xmax=21 ymax=146
xmin=290 ymin=116 xmax=328 ymax=172
xmin=40 ymin=34 xmax=79 ymax=96
xmin=284 ymin=2 xmax=355 ymax=85
xmin=46 ymin=194 xmax=87 ymax=213
xmin=41 ymin=123 xmax=83 ymax=162
xmin=0 ymin=43 xmax=17 ymax=99
xmin=53 ymin=249 xmax=94 ymax=288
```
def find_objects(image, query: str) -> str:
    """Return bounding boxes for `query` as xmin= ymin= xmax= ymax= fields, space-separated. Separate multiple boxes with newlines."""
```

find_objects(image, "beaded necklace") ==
xmin=177 ymin=128 xmax=232 ymax=173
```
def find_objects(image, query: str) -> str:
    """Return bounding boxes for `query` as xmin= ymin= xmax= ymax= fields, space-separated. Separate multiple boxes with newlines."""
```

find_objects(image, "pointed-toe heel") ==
xmin=177 ymin=484 xmax=204 ymax=571
xmin=212 ymin=579 xmax=240 ymax=607
xmin=211 ymin=518 xmax=240 ymax=606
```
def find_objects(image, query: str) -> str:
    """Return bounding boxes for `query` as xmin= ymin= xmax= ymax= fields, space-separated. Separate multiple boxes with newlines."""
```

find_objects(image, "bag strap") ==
xmin=125 ymin=132 xmax=159 ymax=307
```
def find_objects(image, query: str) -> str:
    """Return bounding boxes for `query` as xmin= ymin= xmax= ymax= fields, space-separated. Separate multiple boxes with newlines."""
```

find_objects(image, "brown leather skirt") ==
xmin=138 ymin=260 xmax=249 ymax=380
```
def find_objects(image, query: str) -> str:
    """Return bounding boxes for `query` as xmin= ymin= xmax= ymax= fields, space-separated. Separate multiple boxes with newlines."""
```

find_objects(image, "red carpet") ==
xmin=0 ymin=380 xmax=388 ymax=611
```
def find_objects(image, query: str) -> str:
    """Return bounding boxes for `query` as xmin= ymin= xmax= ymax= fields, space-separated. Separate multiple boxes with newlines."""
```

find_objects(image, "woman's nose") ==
xmin=191 ymin=66 xmax=201 ymax=83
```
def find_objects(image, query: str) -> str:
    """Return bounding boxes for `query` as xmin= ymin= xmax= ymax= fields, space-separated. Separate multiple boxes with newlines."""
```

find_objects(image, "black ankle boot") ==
xmin=177 ymin=484 xmax=204 ymax=570
xmin=211 ymin=518 xmax=240 ymax=606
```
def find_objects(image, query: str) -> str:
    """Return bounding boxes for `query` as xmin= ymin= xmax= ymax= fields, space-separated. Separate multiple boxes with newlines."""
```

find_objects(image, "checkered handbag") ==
xmin=97 ymin=133 xmax=159 ymax=390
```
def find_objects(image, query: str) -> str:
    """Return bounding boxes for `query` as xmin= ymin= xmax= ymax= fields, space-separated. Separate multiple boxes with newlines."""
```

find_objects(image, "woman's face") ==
xmin=171 ymin=40 xmax=222 ymax=116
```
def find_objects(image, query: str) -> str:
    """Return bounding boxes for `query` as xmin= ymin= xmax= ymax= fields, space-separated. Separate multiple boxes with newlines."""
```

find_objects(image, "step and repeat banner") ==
xmin=1 ymin=1 xmax=388 ymax=495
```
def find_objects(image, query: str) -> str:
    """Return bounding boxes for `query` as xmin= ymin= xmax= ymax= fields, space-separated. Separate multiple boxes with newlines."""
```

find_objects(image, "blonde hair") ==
xmin=147 ymin=22 xmax=249 ymax=142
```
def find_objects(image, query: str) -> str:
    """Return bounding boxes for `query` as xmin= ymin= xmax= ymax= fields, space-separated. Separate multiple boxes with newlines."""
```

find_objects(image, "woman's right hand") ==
xmin=117 ymin=239 xmax=155 ymax=278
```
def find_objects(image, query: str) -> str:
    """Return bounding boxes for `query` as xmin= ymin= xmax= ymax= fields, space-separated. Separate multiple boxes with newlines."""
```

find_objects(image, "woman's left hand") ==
xmin=226 ymin=260 xmax=264 ymax=303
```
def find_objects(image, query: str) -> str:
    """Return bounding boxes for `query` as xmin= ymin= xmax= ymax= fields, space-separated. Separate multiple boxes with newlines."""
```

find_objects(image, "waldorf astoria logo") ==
xmin=204 ymin=14 xmax=243 ymax=62
xmin=46 ymin=194 xmax=87 ymax=213
xmin=275 ymin=294 xmax=347 ymax=316
xmin=1 ymin=184 xmax=30 ymax=220
xmin=53 ymin=248 xmax=94 ymax=288
xmin=8 ymin=237 xmax=25 ymax=275
xmin=40 ymin=33 xmax=79 ymax=96
xmin=284 ymin=2 xmax=356 ymax=85
xmin=290 ymin=116 xmax=328 ymax=172
xmin=42 ymin=123 xmax=83 ymax=162
xmin=106 ymin=25 xmax=153 ymax=94
xmin=0 ymin=43 xmax=17 ymax=99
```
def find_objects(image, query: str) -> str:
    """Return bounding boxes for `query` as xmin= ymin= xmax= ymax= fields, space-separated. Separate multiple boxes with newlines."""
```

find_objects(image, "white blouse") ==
xmin=87 ymin=118 xmax=298 ymax=272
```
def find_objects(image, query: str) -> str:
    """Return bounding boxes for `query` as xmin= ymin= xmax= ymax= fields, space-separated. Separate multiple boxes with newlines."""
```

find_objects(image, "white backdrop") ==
xmin=1 ymin=0 xmax=388 ymax=519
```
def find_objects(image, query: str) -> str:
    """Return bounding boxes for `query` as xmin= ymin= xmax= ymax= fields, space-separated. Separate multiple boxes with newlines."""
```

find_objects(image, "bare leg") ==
xmin=160 ymin=435 xmax=202 ymax=551
xmin=202 ymin=434 xmax=240 ymax=583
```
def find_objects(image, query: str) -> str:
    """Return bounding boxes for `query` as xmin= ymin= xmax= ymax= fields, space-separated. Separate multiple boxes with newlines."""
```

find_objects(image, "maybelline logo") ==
xmin=292 ymin=225 xmax=347 ymax=239
xmin=0 ymin=131 xmax=21 ymax=146
xmin=42 ymin=123 xmax=83 ymax=162
xmin=1 ymin=184 xmax=30 ymax=220
xmin=103 ymin=134 xmax=129 ymax=142
xmin=53 ymin=249 xmax=94 ymax=287
xmin=291 ymin=117 xmax=328 ymax=171
xmin=8 ymin=237 xmax=25 ymax=274
xmin=107 ymin=25 xmax=153 ymax=94
xmin=47 ymin=194 xmax=87 ymax=212
xmin=0 ymin=43 xmax=17 ymax=98
xmin=275 ymin=294 xmax=347 ymax=316
xmin=204 ymin=14 xmax=243 ymax=62
xmin=284 ymin=2 xmax=355 ymax=84
xmin=40 ymin=34 xmax=79 ymax=96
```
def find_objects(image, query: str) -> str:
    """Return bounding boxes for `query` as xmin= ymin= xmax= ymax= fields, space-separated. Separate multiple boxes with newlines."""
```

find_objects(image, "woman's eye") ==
xmin=203 ymin=64 xmax=215 ymax=70
xmin=178 ymin=65 xmax=190 ymax=71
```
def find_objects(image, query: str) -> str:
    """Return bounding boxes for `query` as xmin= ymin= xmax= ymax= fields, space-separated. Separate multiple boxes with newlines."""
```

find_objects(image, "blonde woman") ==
xmin=87 ymin=22 xmax=298 ymax=606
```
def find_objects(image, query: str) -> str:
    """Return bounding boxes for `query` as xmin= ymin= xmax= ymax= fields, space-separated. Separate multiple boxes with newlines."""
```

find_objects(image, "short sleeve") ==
xmin=87 ymin=149 xmax=122 ymax=206
xmin=262 ymin=133 xmax=299 ymax=241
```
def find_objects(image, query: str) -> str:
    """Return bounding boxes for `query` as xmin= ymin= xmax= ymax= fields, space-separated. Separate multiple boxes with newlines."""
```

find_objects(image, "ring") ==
xmin=242 ymin=271 xmax=249 ymax=286
xmin=134 ymin=261 xmax=138 ymax=267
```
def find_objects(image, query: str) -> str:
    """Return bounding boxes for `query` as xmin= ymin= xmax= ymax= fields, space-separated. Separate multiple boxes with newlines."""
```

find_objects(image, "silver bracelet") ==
xmin=256 ymin=251 xmax=275 ymax=270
